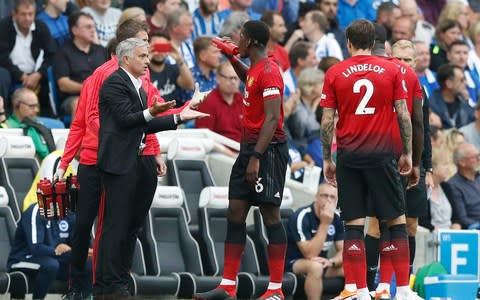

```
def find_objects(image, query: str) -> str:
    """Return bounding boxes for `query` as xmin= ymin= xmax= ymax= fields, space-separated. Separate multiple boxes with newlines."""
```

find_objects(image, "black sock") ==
xmin=365 ymin=234 xmax=379 ymax=291
xmin=408 ymin=235 xmax=416 ymax=272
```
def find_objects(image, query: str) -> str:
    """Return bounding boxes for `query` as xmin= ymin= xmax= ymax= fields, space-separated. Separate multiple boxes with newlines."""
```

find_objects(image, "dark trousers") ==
xmin=10 ymin=254 xmax=92 ymax=299
xmin=94 ymin=156 xmax=157 ymax=294
xmin=70 ymin=164 xmax=101 ymax=289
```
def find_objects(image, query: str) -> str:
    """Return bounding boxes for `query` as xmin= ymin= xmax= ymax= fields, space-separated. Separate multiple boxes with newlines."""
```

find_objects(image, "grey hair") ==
xmin=167 ymin=8 xmax=190 ymax=30
xmin=298 ymin=67 xmax=324 ymax=96
xmin=11 ymin=88 xmax=36 ymax=109
xmin=116 ymin=38 xmax=148 ymax=66
xmin=219 ymin=12 xmax=249 ymax=37
xmin=453 ymin=146 xmax=467 ymax=165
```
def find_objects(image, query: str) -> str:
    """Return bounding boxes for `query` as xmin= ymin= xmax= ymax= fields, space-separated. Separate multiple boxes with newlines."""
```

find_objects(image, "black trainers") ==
xmin=193 ymin=288 xmax=237 ymax=300
xmin=62 ymin=289 xmax=83 ymax=300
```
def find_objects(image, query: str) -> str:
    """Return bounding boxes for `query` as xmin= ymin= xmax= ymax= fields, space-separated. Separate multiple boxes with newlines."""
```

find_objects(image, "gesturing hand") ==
xmin=149 ymin=96 xmax=176 ymax=116
xmin=179 ymin=104 xmax=210 ymax=121
xmin=189 ymin=83 xmax=211 ymax=109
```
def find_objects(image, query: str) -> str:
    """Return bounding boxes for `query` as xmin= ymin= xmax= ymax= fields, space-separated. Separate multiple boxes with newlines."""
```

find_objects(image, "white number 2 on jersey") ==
xmin=353 ymin=79 xmax=375 ymax=115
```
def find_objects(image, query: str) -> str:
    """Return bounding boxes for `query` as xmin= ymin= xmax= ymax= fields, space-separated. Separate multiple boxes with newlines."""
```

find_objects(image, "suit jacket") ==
xmin=97 ymin=68 xmax=176 ymax=175
xmin=0 ymin=17 xmax=56 ymax=81
xmin=429 ymin=89 xmax=475 ymax=129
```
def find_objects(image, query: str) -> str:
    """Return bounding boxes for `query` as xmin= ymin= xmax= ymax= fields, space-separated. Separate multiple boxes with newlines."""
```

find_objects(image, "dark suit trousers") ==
xmin=94 ymin=155 xmax=157 ymax=294
xmin=70 ymin=164 xmax=101 ymax=289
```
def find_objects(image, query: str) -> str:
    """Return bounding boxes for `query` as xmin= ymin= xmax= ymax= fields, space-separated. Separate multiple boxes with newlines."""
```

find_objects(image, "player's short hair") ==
xmin=318 ymin=56 xmax=340 ymax=73
xmin=437 ymin=63 xmax=463 ymax=89
xmin=289 ymin=41 xmax=313 ymax=69
xmin=116 ymin=19 xmax=148 ymax=45
xmin=242 ymin=20 xmax=270 ymax=48
xmin=346 ymin=19 xmax=375 ymax=50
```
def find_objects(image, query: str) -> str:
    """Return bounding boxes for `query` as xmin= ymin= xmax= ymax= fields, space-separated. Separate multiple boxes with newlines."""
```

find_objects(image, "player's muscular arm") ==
xmin=229 ymin=58 xmax=249 ymax=82
xmin=320 ymin=108 xmax=335 ymax=160
xmin=254 ymin=97 xmax=281 ymax=153
xmin=394 ymin=99 xmax=413 ymax=155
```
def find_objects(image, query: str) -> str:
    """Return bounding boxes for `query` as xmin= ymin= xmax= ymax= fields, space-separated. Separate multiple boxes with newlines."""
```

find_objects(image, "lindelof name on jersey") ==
xmin=342 ymin=64 xmax=386 ymax=78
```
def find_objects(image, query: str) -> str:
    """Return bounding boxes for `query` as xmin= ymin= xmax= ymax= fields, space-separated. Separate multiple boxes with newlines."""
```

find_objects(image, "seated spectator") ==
xmin=286 ymin=183 xmax=344 ymax=299
xmin=192 ymin=0 xmax=222 ymax=39
xmin=376 ymin=2 xmax=401 ymax=42
xmin=443 ymin=128 xmax=466 ymax=179
xmin=36 ymin=0 xmax=69 ymax=46
xmin=448 ymin=143 xmax=480 ymax=229
xmin=287 ymin=67 xmax=323 ymax=165
xmin=118 ymin=6 xmax=146 ymax=26
xmin=166 ymin=8 xmax=195 ymax=69
xmin=430 ymin=19 xmax=461 ymax=72
xmin=318 ymin=56 xmax=340 ymax=73
xmin=284 ymin=41 xmax=317 ymax=98
xmin=196 ymin=61 xmax=242 ymax=142
xmin=7 ymin=203 xmax=92 ymax=300
xmin=147 ymin=0 xmax=181 ymax=33
xmin=262 ymin=10 xmax=289 ymax=72
xmin=218 ymin=0 xmax=261 ymax=22
xmin=390 ymin=15 xmax=415 ymax=44
xmin=317 ymin=0 xmax=348 ymax=59
xmin=0 ymin=0 xmax=57 ymax=116
xmin=460 ymin=103 xmax=480 ymax=149
xmin=430 ymin=64 xmax=475 ymax=129
xmin=149 ymin=31 xmax=194 ymax=102
xmin=400 ymin=0 xmax=435 ymax=46
xmin=447 ymin=40 xmax=480 ymax=105
xmin=298 ymin=10 xmax=343 ymax=62
xmin=53 ymin=11 xmax=107 ymax=118
xmin=6 ymin=88 xmax=56 ymax=161
xmin=81 ymin=0 xmax=121 ymax=47
xmin=420 ymin=147 xmax=462 ymax=231
xmin=218 ymin=11 xmax=249 ymax=45
xmin=414 ymin=40 xmax=439 ymax=99
xmin=191 ymin=36 xmax=221 ymax=96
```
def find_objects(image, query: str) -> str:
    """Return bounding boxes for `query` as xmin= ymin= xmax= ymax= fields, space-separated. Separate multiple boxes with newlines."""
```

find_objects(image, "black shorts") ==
xmin=229 ymin=142 xmax=288 ymax=206
xmin=406 ymin=172 xmax=428 ymax=218
xmin=337 ymin=158 xmax=405 ymax=221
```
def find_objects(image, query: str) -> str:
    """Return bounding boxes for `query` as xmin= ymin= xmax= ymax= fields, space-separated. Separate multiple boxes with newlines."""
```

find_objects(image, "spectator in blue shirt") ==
xmin=218 ymin=0 xmax=261 ymax=21
xmin=337 ymin=0 xmax=376 ymax=29
xmin=286 ymin=183 xmax=344 ymax=299
xmin=37 ymin=0 xmax=70 ymax=46
xmin=7 ymin=204 xmax=92 ymax=299
xmin=190 ymin=36 xmax=220 ymax=97
xmin=414 ymin=40 xmax=439 ymax=99
xmin=448 ymin=143 xmax=480 ymax=229
xmin=192 ymin=0 xmax=222 ymax=39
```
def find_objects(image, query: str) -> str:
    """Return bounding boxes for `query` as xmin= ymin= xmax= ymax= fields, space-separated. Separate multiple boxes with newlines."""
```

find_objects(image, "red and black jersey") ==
xmin=383 ymin=57 xmax=424 ymax=158
xmin=320 ymin=55 xmax=408 ymax=167
xmin=242 ymin=57 xmax=286 ymax=144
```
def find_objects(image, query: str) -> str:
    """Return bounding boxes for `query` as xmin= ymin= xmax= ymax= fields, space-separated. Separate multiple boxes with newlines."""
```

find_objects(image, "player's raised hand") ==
xmin=149 ymin=96 xmax=175 ymax=115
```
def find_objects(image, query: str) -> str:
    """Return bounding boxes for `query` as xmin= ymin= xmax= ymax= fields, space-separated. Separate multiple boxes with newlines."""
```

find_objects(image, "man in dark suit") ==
xmin=95 ymin=37 xmax=208 ymax=299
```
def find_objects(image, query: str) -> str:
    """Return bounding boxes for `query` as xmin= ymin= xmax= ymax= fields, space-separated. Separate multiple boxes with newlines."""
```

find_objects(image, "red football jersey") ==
xmin=320 ymin=55 xmax=408 ymax=166
xmin=385 ymin=57 xmax=424 ymax=157
xmin=242 ymin=57 xmax=286 ymax=143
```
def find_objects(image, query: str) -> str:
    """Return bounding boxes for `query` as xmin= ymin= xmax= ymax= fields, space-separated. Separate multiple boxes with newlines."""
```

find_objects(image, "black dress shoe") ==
xmin=193 ymin=288 xmax=237 ymax=300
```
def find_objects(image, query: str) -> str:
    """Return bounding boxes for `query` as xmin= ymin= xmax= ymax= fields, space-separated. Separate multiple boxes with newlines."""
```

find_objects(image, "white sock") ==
xmin=220 ymin=278 xmax=236 ymax=286
xmin=345 ymin=284 xmax=357 ymax=292
xmin=396 ymin=285 xmax=411 ymax=297
xmin=376 ymin=282 xmax=390 ymax=292
xmin=267 ymin=282 xmax=282 ymax=290
xmin=358 ymin=288 xmax=370 ymax=299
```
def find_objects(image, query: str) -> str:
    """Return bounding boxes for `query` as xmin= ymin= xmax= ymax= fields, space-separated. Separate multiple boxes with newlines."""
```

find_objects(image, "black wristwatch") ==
xmin=252 ymin=151 xmax=263 ymax=159
xmin=425 ymin=168 xmax=433 ymax=173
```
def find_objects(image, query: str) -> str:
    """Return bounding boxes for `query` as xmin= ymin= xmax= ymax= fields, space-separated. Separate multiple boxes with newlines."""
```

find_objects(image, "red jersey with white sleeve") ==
xmin=242 ymin=57 xmax=286 ymax=144
xmin=384 ymin=57 xmax=424 ymax=158
xmin=320 ymin=55 xmax=408 ymax=167
xmin=59 ymin=56 xmax=187 ymax=171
